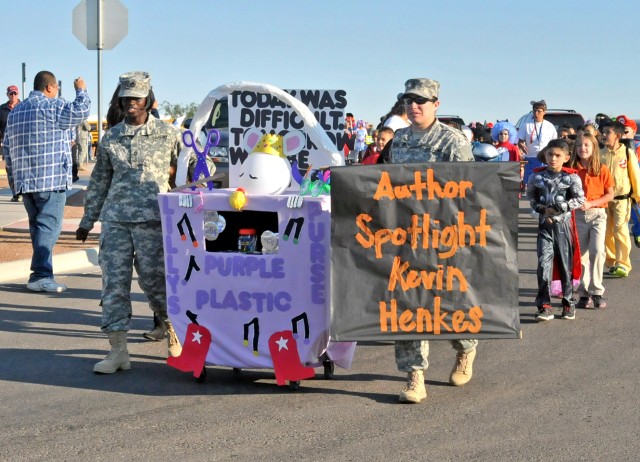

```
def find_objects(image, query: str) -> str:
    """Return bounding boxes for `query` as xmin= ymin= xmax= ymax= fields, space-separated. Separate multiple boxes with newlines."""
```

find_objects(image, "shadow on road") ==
xmin=0 ymin=347 xmax=417 ymax=403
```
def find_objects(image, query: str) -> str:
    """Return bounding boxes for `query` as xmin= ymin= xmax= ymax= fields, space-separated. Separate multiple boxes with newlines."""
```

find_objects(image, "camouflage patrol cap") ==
xmin=399 ymin=78 xmax=440 ymax=100
xmin=118 ymin=71 xmax=151 ymax=98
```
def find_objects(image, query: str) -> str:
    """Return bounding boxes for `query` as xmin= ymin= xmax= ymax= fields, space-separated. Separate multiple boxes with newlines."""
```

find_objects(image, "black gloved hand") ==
xmin=75 ymin=227 xmax=90 ymax=243
xmin=535 ymin=204 xmax=548 ymax=214
xmin=553 ymin=202 xmax=568 ymax=213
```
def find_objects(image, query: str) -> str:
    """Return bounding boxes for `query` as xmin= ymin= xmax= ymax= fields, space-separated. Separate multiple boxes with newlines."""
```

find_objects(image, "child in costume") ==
xmin=599 ymin=121 xmax=640 ymax=277
xmin=361 ymin=126 xmax=394 ymax=165
xmin=569 ymin=133 xmax=614 ymax=309
xmin=527 ymin=139 xmax=585 ymax=321
xmin=615 ymin=115 xmax=640 ymax=249
xmin=491 ymin=121 xmax=523 ymax=193
xmin=491 ymin=121 xmax=521 ymax=162
xmin=351 ymin=119 xmax=368 ymax=164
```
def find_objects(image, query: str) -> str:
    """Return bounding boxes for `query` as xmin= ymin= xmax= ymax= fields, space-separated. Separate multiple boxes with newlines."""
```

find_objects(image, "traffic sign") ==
xmin=72 ymin=0 xmax=128 ymax=50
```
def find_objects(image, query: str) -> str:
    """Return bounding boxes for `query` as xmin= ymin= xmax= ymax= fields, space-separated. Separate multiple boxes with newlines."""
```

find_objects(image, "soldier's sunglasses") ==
xmin=402 ymin=95 xmax=436 ymax=105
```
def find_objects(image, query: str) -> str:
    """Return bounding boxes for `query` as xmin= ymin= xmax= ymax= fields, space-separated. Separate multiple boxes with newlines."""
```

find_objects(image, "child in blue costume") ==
xmin=527 ymin=139 xmax=585 ymax=321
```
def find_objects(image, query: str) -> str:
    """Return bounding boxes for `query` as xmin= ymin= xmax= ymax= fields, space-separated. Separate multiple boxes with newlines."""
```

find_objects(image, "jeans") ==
xmin=22 ymin=191 xmax=66 ymax=282
xmin=630 ymin=202 xmax=640 ymax=239
xmin=71 ymin=144 xmax=79 ymax=180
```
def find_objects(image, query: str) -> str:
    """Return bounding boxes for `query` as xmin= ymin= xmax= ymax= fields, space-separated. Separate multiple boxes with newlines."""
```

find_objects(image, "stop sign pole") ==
xmin=96 ymin=1 xmax=103 ymax=143
xmin=73 ymin=0 xmax=128 ymax=145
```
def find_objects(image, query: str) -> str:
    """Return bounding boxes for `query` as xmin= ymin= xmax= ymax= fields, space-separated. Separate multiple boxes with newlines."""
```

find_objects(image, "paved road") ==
xmin=1 ymin=201 xmax=639 ymax=461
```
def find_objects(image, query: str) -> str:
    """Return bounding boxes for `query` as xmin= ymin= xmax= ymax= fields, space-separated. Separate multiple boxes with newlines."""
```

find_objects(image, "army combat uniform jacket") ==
xmin=80 ymin=115 xmax=181 ymax=230
xmin=389 ymin=120 xmax=474 ymax=164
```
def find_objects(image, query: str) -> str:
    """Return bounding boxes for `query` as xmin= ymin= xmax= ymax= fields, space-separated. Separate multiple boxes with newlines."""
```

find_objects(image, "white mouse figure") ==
xmin=238 ymin=128 xmax=305 ymax=195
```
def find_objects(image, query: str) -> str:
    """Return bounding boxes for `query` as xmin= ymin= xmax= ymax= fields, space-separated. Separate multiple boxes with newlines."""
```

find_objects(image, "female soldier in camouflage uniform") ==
xmin=76 ymin=71 xmax=182 ymax=374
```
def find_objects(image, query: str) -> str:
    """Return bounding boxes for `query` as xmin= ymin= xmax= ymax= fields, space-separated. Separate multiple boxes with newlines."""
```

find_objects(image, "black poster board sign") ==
xmin=330 ymin=162 xmax=520 ymax=341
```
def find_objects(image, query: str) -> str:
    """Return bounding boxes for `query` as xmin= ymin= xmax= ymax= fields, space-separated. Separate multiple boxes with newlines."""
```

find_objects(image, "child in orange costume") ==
xmin=569 ymin=133 xmax=614 ymax=309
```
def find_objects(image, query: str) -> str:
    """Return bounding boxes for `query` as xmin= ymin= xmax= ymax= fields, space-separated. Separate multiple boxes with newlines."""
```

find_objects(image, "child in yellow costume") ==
xmin=599 ymin=121 xmax=640 ymax=277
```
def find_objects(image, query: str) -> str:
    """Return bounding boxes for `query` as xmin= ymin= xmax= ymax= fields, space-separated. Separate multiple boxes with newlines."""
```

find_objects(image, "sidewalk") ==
xmin=0 ymin=160 xmax=101 ymax=283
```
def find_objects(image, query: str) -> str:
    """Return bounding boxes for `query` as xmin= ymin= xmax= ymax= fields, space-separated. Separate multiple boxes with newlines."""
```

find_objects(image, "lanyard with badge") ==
xmin=530 ymin=121 xmax=543 ymax=145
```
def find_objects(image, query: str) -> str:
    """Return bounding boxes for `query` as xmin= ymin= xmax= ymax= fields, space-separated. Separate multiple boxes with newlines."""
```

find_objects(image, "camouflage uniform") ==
xmin=80 ymin=115 xmax=181 ymax=332
xmin=390 ymin=119 xmax=477 ymax=373
xmin=76 ymin=120 xmax=92 ymax=163
xmin=390 ymin=121 xmax=474 ymax=164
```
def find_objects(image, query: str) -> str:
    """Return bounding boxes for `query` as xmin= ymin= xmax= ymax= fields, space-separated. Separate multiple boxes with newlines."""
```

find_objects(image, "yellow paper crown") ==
xmin=251 ymin=133 xmax=285 ymax=158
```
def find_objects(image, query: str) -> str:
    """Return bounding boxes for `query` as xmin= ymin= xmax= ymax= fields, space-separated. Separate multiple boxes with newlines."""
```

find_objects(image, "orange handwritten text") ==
xmin=387 ymin=256 xmax=468 ymax=292
xmin=379 ymin=298 xmax=483 ymax=334
xmin=373 ymin=169 xmax=473 ymax=201
xmin=355 ymin=210 xmax=490 ymax=259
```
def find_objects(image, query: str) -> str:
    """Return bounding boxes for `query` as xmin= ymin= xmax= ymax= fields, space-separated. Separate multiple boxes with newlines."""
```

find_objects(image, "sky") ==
xmin=3 ymin=0 xmax=640 ymax=127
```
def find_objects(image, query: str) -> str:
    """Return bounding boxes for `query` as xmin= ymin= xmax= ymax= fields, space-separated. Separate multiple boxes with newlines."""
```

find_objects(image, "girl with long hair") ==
xmin=569 ymin=132 xmax=614 ymax=309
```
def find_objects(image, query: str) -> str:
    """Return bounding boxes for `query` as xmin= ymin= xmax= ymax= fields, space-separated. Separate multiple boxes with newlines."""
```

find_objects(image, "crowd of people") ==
xmin=3 ymin=70 xmax=640 ymax=405
xmin=526 ymin=115 xmax=640 ymax=321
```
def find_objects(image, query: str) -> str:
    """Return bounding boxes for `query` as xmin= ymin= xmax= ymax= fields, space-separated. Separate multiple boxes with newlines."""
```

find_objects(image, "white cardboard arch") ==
xmin=176 ymin=81 xmax=345 ymax=187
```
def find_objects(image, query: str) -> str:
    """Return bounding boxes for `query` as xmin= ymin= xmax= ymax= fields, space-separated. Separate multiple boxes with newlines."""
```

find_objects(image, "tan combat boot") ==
xmin=143 ymin=324 xmax=166 ymax=341
xmin=449 ymin=349 xmax=476 ymax=386
xmin=165 ymin=321 xmax=182 ymax=357
xmin=94 ymin=331 xmax=130 ymax=374
xmin=398 ymin=370 xmax=427 ymax=403
xmin=143 ymin=314 xmax=167 ymax=341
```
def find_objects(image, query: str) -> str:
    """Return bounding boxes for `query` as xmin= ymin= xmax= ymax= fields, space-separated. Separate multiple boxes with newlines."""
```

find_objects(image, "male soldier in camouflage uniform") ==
xmin=76 ymin=120 xmax=92 ymax=164
xmin=71 ymin=120 xmax=92 ymax=181
xmin=76 ymin=71 xmax=183 ymax=374
xmin=390 ymin=78 xmax=477 ymax=403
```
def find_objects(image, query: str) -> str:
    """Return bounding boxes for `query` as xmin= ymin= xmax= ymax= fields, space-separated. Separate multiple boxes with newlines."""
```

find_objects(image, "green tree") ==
xmin=161 ymin=101 xmax=199 ymax=119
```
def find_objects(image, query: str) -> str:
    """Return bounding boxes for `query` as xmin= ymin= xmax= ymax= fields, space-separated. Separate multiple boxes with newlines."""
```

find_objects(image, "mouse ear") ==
xmin=244 ymin=128 xmax=264 ymax=152
xmin=283 ymin=131 xmax=305 ymax=156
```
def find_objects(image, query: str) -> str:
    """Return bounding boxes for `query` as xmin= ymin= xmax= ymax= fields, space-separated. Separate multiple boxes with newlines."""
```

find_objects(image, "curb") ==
xmin=0 ymin=247 xmax=100 ymax=283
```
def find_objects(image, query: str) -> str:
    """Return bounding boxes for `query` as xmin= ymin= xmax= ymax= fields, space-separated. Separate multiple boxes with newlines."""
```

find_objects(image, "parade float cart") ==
xmin=160 ymin=82 xmax=354 ymax=388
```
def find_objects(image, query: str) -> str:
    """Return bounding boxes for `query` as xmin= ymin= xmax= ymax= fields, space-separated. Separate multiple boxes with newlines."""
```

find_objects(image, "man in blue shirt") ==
xmin=3 ymin=71 xmax=90 ymax=293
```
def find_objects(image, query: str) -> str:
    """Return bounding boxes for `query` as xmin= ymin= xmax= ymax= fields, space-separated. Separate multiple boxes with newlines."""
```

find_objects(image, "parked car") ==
xmin=437 ymin=114 xmax=465 ymax=128
xmin=516 ymin=109 xmax=585 ymax=132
